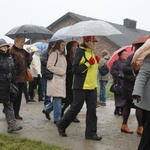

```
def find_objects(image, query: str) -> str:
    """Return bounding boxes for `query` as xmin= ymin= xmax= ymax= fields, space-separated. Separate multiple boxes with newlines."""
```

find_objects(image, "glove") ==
xmin=95 ymin=55 xmax=100 ymax=63
xmin=132 ymin=95 xmax=141 ymax=103
xmin=88 ymin=57 xmax=95 ymax=65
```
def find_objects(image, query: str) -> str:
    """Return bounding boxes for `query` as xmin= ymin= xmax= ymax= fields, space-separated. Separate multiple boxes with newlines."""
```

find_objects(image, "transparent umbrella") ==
xmin=50 ymin=25 xmax=80 ymax=42
xmin=65 ymin=20 xmax=122 ymax=37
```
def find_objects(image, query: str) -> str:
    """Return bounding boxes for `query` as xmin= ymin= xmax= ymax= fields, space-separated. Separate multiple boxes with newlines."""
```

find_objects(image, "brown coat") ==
xmin=47 ymin=50 xmax=67 ymax=98
xmin=10 ymin=45 xmax=33 ymax=83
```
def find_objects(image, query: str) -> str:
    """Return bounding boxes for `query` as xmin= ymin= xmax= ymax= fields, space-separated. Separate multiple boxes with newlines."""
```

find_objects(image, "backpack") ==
xmin=98 ymin=64 xmax=109 ymax=76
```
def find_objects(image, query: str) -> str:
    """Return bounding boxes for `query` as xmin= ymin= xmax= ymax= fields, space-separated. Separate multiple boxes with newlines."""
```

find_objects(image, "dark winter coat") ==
xmin=10 ymin=45 xmax=32 ymax=83
xmin=40 ymin=48 xmax=50 ymax=75
xmin=0 ymin=49 xmax=16 ymax=103
xmin=122 ymin=54 xmax=137 ymax=99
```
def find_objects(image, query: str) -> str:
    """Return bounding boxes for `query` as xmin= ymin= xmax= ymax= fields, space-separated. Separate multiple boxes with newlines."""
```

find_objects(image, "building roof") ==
xmin=47 ymin=12 xmax=150 ymax=47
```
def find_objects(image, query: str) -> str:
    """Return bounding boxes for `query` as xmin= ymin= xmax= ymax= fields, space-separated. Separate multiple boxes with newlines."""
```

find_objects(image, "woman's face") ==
xmin=120 ymin=51 xmax=127 ymax=60
xmin=59 ymin=42 xmax=66 ymax=53
xmin=0 ymin=46 xmax=9 ymax=53
xmin=15 ymin=38 xmax=25 ymax=49
xmin=85 ymin=41 xmax=95 ymax=49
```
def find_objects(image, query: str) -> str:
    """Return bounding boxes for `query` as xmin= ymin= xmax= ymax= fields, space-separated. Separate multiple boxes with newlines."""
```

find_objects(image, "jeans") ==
xmin=44 ymin=97 xmax=62 ymax=122
xmin=99 ymin=80 xmax=108 ymax=103
xmin=42 ymin=76 xmax=50 ymax=105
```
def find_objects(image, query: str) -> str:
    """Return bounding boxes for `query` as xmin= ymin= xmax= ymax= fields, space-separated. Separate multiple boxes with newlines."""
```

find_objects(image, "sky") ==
xmin=1 ymin=0 xmax=150 ymax=43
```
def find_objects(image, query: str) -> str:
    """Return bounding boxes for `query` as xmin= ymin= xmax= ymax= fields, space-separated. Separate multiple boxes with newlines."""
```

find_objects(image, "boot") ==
xmin=137 ymin=126 xmax=143 ymax=135
xmin=114 ymin=107 xmax=119 ymax=115
xmin=121 ymin=124 xmax=133 ymax=134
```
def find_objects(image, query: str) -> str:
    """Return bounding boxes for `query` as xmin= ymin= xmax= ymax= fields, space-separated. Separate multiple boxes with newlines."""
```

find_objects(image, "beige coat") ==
xmin=47 ymin=50 xmax=67 ymax=98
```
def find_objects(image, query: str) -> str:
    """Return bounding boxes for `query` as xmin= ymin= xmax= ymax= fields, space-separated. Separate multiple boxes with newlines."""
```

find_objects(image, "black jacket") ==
xmin=0 ymin=49 xmax=17 ymax=103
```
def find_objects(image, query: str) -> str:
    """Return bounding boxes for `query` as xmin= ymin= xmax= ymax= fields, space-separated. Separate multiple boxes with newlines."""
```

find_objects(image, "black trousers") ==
xmin=13 ymin=82 xmax=25 ymax=115
xmin=58 ymin=88 xmax=97 ymax=137
xmin=29 ymin=77 xmax=42 ymax=100
xmin=138 ymin=110 xmax=150 ymax=150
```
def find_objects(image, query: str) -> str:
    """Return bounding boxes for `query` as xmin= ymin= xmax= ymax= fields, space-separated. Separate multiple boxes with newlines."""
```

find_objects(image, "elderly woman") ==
xmin=110 ymin=49 xmax=127 ymax=116
xmin=10 ymin=34 xmax=32 ymax=120
xmin=0 ymin=38 xmax=22 ymax=133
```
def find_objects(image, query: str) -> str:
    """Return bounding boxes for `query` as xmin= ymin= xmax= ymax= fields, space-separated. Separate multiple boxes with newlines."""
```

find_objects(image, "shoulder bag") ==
xmin=45 ymin=53 xmax=58 ymax=80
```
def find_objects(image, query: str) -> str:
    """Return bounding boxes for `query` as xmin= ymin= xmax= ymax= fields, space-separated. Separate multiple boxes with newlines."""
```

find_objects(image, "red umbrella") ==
xmin=107 ymin=45 xmax=134 ymax=70
xmin=132 ymin=35 xmax=150 ymax=45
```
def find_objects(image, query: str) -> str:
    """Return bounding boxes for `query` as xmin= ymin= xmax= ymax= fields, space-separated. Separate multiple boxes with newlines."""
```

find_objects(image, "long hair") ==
xmin=50 ymin=40 xmax=65 ymax=55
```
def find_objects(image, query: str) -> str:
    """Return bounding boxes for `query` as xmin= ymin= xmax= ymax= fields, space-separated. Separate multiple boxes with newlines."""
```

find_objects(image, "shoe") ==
xmin=96 ymin=101 xmax=100 ymax=108
xmin=42 ymin=110 xmax=51 ymax=120
xmin=54 ymin=121 xmax=57 ymax=124
xmin=100 ymin=101 xmax=106 ymax=106
xmin=85 ymin=135 xmax=102 ymax=141
xmin=15 ymin=114 xmax=23 ymax=120
xmin=121 ymin=124 xmax=133 ymax=134
xmin=8 ymin=125 xmax=22 ymax=133
xmin=73 ymin=117 xmax=80 ymax=123
xmin=56 ymin=123 xmax=67 ymax=137
xmin=137 ymin=126 xmax=143 ymax=135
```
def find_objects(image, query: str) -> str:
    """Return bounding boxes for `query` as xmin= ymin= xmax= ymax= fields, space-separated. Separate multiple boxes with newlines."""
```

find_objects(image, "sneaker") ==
xmin=8 ymin=125 xmax=22 ymax=133
xmin=27 ymin=99 xmax=36 ymax=102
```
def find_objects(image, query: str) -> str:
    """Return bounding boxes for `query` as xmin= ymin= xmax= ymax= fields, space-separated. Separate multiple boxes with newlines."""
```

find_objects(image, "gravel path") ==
xmin=0 ymin=95 xmax=141 ymax=150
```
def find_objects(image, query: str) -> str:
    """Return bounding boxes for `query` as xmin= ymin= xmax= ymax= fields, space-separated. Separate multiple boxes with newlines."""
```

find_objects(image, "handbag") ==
xmin=10 ymin=83 xmax=19 ymax=97
xmin=110 ymin=77 xmax=122 ymax=95
xmin=45 ymin=53 xmax=58 ymax=80
xmin=26 ymin=68 xmax=34 ymax=82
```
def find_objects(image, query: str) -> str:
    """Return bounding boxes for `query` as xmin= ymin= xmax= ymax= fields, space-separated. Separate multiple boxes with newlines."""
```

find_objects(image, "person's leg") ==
xmin=57 ymin=89 xmax=85 ymax=130
xmin=136 ymin=108 xmax=144 ymax=135
xmin=53 ymin=97 xmax=62 ymax=123
xmin=138 ymin=111 xmax=150 ymax=150
xmin=23 ymin=82 xmax=30 ymax=102
xmin=99 ymin=80 xmax=107 ymax=104
xmin=13 ymin=83 xmax=25 ymax=120
xmin=121 ymin=101 xmax=133 ymax=133
xmin=37 ymin=76 xmax=43 ymax=101
xmin=85 ymin=89 xmax=97 ymax=137
xmin=3 ymin=102 xmax=22 ymax=132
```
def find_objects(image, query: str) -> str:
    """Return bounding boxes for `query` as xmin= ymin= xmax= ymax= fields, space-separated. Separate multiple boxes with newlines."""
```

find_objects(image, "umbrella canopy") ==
xmin=132 ymin=35 xmax=150 ymax=45
xmin=107 ymin=45 xmax=134 ymax=70
xmin=34 ymin=42 xmax=48 ymax=53
xmin=65 ymin=20 xmax=122 ymax=37
xmin=50 ymin=26 xmax=79 ymax=41
xmin=5 ymin=24 xmax=53 ymax=40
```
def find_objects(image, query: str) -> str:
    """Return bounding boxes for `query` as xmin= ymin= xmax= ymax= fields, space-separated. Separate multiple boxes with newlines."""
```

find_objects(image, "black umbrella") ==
xmin=5 ymin=24 xmax=53 ymax=40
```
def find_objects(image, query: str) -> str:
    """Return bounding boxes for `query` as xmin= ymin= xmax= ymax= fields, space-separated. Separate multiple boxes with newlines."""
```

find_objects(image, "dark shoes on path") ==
xmin=85 ymin=134 xmax=102 ymax=141
xmin=42 ymin=110 xmax=51 ymax=120
xmin=15 ymin=114 xmax=23 ymax=120
xmin=73 ymin=117 xmax=80 ymax=123
xmin=56 ymin=123 xmax=67 ymax=137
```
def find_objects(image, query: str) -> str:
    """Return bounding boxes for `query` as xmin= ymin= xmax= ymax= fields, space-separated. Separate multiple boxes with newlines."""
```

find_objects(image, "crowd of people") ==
xmin=0 ymin=33 xmax=149 ymax=149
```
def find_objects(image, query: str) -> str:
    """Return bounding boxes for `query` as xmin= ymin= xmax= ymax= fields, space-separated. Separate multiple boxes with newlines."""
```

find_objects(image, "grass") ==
xmin=0 ymin=133 xmax=69 ymax=150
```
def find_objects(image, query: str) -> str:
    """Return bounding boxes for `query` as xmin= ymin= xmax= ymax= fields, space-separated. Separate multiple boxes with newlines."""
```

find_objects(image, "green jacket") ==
xmin=72 ymin=46 xmax=98 ymax=90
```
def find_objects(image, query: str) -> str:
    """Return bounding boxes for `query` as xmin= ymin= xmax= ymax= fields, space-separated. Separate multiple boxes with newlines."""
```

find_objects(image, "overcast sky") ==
xmin=1 ymin=0 xmax=150 ymax=43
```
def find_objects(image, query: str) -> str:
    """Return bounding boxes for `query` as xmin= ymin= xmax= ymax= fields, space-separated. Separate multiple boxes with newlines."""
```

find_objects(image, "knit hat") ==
xmin=0 ymin=39 xmax=10 ymax=48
